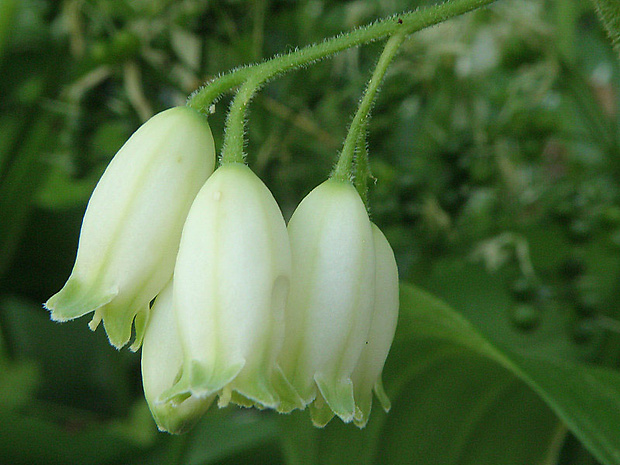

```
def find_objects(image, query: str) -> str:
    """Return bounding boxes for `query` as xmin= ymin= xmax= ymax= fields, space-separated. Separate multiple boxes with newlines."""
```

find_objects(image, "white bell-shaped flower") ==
xmin=161 ymin=163 xmax=293 ymax=410
xmin=277 ymin=179 xmax=376 ymax=425
xmin=45 ymin=106 xmax=215 ymax=349
xmin=141 ymin=281 xmax=213 ymax=434
xmin=351 ymin=223 xmax=399 ymax=428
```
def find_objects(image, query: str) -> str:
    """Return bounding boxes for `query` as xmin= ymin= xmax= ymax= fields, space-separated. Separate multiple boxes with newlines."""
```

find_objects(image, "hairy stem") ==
xmin=332 ymin=33 xmax=405 ymax=183
xmin=189 ymin=0 xmax=499 ymax=113
xmin=216 ymin=0 xmax=498 ymax=164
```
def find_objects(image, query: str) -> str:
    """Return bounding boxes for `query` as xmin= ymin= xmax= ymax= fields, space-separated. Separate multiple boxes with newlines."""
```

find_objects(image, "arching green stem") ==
xmin=332 ymin=33 xmax=405 ymax=183
xmin=189 ymin=0 xmax=499 ymax=115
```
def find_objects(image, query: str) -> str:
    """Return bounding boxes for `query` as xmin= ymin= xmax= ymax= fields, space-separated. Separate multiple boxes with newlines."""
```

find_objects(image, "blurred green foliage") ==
xmin=2 ymin=0 xmax=620 ymax=464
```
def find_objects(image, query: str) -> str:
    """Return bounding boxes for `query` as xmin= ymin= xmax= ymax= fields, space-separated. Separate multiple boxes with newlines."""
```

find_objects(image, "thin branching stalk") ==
xmin=215 ymin=0 xmax=498 ymax=164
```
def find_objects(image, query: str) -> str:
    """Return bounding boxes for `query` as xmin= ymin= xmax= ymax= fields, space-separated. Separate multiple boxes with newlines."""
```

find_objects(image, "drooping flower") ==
xmin=45 ymin=106 xmax=215 ymax=349
xmin=160 ymin=163 xmax=297 ymax=410
xmin=141 ymin=281 xmax=213 ymax=434
xmin=351 ymin=223 xmax=399 ymax=428
xmin=277 ymin=179 xmax=376 ymax=425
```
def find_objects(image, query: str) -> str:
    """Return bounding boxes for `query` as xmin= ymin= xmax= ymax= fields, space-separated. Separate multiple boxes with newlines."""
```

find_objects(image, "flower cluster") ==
xmin=46 ymin=108 xmax=399 ymax=433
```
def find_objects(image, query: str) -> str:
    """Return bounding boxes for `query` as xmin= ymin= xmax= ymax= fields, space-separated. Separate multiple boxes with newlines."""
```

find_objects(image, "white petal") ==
xmin=165 ymin=163 xmax=291 ymax=409
xmin=46 ymin=106 xmax=215 ymax=348
xmin=352 ymin=223 xmax=399 ymax=428
xmin=141 ymin=281 xmax=213 ymax=434
xmin=279 ymin=179 xmax=375 ymax=422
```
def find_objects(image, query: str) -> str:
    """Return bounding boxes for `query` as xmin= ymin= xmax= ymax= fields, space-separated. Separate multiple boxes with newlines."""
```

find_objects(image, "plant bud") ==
xmin=278 ymin=179 xmax=376 ymax=425
xmin=161 ymin=163 xmax=293 ymax=410
xmin=45 ymin=106 xmax=215 ymax=349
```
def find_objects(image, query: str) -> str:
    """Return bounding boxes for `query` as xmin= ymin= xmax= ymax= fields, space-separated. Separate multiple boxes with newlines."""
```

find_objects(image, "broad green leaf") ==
xmin=397 ymin=283 xmax=620 ymax=465
xmin=0 ymin=296 xmax=136 ymax=415
xmin=140 ymin=408 xmax=282 ymax=465
xmin=377 ymin=342 xmax=562 ymax=465
xmin=416 ymin=255 xmax=587 ymax=360
xmin=285 ymin=341 xmax=562 ymax=465
xmin=0 ymin=400 xmax=156 ymax=465
xmin=279 ymin=283 xmax=620 ymax=465
xmin=183 ymin=409 xmax=280 ymax=465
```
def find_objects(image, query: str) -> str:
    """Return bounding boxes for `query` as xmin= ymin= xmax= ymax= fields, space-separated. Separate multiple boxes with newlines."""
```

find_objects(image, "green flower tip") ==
xmin=44 ymin=276 xmax=151 ymax=349
xmin=150 ymin=394 xmax=215 ymax=434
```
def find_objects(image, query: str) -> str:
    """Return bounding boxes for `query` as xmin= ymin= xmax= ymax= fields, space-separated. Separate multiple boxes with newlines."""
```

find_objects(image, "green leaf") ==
xmin=396 ymin=283 xmax=620 ymax=465
xmin=377 ymin=342 xmax=563 ymax=465
xmin=417 ymin=250 xmax=599 ymax=361
xmin=0 ymin=296 xmax=136 ymax=415
xmin=0 ymin=400 xmax=156 ymax=465
xmin=183 ymin=409 xmax=280 ymax=465
xmin=592 ymin=0 xmax=620 ymax=57
xmin=279 ymin=283 xmax=620 ymax=465
xmin=281 ymin=343 xmax=561 ymax=465
xmin=140 ymin=408 xmax=281 ymax=465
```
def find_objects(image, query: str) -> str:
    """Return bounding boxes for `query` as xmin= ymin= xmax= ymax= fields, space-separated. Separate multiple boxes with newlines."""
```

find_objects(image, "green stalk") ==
xmin=332 ymin=33 xmax=405 ymax=183
xmin=220 ymin=74 xmax=262 ymax=164
xmin=190 ymin=0 xmax=498 ymax=112
xmin=216 ymin=0 xmax=498 ymax=164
